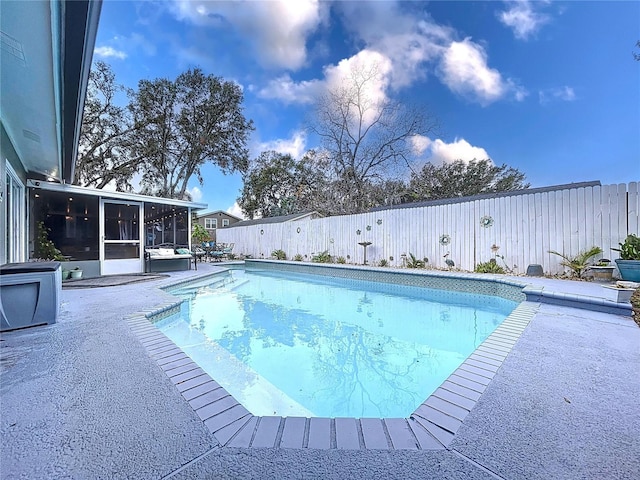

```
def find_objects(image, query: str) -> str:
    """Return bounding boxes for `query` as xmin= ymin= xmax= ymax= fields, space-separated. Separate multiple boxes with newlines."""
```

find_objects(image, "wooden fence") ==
xmin=217 ymin=182 xmax=640 ymax=275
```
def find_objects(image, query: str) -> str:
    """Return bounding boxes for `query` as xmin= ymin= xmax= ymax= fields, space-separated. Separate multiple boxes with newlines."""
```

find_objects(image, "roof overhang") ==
xmin=27 ymin=180 xmax=208 ymax=211
xmin=0 ymin=0 xmax=102 ymax=182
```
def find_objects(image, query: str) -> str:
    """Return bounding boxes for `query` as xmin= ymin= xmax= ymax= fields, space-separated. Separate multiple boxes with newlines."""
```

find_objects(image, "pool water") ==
xmin=157 ymin=268 xmax=517 ymax=418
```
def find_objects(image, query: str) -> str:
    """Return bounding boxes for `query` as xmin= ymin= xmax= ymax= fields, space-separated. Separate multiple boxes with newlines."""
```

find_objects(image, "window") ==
xmin=30 ymin=190 xmax=99 ymax=261
xmin=205 ymin=218 xmax=217 ymax=229
xmin=222 ymin=218 xmax=229 ymax=227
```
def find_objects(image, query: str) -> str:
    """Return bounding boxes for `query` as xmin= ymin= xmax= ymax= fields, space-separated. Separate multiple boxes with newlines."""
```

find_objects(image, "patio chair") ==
xmin=203 ymin=242 xmax=216 ymax=262
xmin=220 ymin=243 xmax=234 ymax=260
xmin=210 ymin=244 xmax=225 ymax=262
xmin=192 ymin=245 xmax=206 ymax=266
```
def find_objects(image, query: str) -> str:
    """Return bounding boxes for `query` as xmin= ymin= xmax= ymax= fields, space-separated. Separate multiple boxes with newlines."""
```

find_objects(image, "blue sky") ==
xmin=94 ymin=0 xmax=640 ymax=217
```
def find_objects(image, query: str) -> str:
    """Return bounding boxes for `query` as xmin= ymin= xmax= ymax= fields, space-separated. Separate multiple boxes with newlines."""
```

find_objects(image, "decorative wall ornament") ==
xmin=366 ymin=225 xmax=372 ymax=231
xmin=296 ymin=227 xmax=301 ymax=233
xmin=439 ymin=234 xmax=451 ymax=246
xmin=376 ymin=219 xmax=382 ymax=225
xmin=260 ymin=229 xmax=264 ymax=235
xmin=356 ymin=229 xmax=361 ymax=235
xmin=480 ymin=215 xmax=494 ymax=228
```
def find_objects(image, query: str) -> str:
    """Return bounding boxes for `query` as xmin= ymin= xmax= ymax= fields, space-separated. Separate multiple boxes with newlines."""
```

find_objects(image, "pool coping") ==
xmin=125 ymin=262 xmax=629 ymax=451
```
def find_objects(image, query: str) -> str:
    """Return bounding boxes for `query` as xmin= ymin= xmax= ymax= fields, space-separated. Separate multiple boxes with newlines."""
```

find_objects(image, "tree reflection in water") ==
xmin=168 ymin=269 xmax=515 ymax=417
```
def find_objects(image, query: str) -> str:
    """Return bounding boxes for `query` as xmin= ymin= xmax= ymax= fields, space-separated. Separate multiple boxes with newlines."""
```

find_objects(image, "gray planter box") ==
xmin=0 ymin=261 xmax=62 ymax=331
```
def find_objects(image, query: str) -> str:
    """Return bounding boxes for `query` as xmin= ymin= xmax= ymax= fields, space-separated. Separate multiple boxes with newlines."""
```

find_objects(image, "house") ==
xmin=0 ymin=0 xmax=205 ymax=276
xmin=195 ymin=210 xmax=242 ymax=242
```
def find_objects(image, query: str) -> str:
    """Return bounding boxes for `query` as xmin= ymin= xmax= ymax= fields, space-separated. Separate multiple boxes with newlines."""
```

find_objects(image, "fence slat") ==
xmin=217 ymin=183 xmax=635 ymax=274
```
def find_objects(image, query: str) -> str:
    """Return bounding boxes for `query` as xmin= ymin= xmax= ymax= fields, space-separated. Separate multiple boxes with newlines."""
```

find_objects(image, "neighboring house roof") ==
xmin=196 ymin=210 xmax=242 ymax=221
xmin=369 ymin=181 xmax=602 ymax=212
xmin=227 ymin=211 xmax=322 ymax=228
xmin=0 ymin=0 xmax=102 ymax=183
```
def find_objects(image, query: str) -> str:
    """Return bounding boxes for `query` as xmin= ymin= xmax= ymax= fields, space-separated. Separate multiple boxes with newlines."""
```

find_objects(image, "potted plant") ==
xmin=602 ymin=281 xmax=639 ymax=303
xmin=548 ymin=246 xmax=602 ymax=278
xmin=589 ymin=258 xmax=615 ymax=282
xmin=612 ymin=234 xmax=640 ymax=281
xmin=70 ymin=267 xmax=83 ymax=279
xmin=34 ymin=221 xmax=65 ymax=261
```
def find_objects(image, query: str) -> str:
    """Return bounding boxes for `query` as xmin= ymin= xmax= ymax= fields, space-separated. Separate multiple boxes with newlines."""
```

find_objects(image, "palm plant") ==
xmin=406 ymin=253 xmax=426 ymax=268
xmin=548 ymin=246 xmax=603 ymax=278
xmin=311 ymin=250 xmax=332 ymax=263
xmin=271 ymin=249 xmax=287 ymax=260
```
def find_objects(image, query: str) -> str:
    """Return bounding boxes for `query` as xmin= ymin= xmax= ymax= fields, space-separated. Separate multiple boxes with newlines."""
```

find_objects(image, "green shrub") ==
xmin=272 ymin=249 xmax=287 ymax=260
xmin=312 ymin=250 xmax=332 ymax=263
xmin=406 ymin=253 xmax=426 ymax=268
xmin=378 ymin=259 xmax=388 ymax=267
xmin=548 ymin=246 xmax=602 ymax=278
xmin=336 ymin=256 xmax=346 ymax=264
xmin=475 ymin=258 xmax=505 ymax=274
xmin=612 ymin=234 xmax=640 ymax=260
xmin=293 ymin=254 xmax=304 ymax=261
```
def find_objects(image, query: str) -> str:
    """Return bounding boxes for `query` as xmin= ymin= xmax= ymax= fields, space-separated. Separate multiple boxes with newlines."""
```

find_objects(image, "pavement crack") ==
xmin=450 ymin=448 xmax=507 ymax=480
xmin=161 ymin=445 xmax=222 ymax=479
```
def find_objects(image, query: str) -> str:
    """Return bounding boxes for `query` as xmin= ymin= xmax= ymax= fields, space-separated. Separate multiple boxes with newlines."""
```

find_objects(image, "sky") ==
xmin=93 ymin=0 xmax=640 ymax=218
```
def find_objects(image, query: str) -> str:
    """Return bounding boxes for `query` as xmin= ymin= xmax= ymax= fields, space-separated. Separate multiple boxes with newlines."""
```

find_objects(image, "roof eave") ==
xmin=60 ymin=0 xmax=102 ymax=183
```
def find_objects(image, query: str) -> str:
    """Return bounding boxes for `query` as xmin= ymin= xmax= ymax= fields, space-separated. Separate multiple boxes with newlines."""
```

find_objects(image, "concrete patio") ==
xmin=1 ymin=263 xmax=638 ymax=479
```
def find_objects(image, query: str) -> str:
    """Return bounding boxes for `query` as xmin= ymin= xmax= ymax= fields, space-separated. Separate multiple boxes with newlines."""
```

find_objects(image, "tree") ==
xmin=238 ymin=150 xmax=329 ymax=218
xmin=74 ymin=61 xmax=142 ymax=190
xmin=310 ymin=62 xmax=438 ymax=213
xmin=132 ymin=68 xmax=254 ymax=199
xmin=366 ymin=179 xmax=412 ymax=208
xmin=407 ymin=159 xmax=529 ymax=201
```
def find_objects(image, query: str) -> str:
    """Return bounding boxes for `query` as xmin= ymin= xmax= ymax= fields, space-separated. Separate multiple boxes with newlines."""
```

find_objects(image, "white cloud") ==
xmin=410 ymin=135 xmax=432 ymax=156
xmin=438 ymin=38 xmax=526 ymax=105
xmin=94 ymin=46 xmax=127 ymax=59
xmin=498 ymin=1 xmax=550 ymax=40
xmin=256 ymin=131 xmax=308 ymax=159
xmin=539 ymin=86 xmax=576 ymax=104
xmin=258 ymin=75 xmax=322 ymax=105
xmin=95 ymin=33 xmax=156 ymax=62
xmin=188 ymin=186 xmax=203 ymax=202
xmin=169 ymin=0 xmax=325 ymax=70
xmin=322 ymin=50 xmax=394 ymax=129
xmin=413 ymin=136 xmax=491 ymax=164
xmin=227 ymin=202 xmax=246 ymax=219
xmin=258 ymin=49 xmax=394 ymax=123
xmin=256 ymin=2 xmax=527 ymax=107
xmin=335 ymin=2 xmax=450 ymax=89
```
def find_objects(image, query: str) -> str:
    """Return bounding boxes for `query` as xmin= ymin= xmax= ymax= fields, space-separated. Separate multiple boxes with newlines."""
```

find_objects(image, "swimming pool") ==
xmin=156 ymin=267 xmax=518 ymax=418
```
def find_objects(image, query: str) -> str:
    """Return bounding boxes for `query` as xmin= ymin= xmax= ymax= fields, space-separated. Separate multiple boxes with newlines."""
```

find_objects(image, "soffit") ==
xmin=0 ymin=0 xmax=61 ymax=179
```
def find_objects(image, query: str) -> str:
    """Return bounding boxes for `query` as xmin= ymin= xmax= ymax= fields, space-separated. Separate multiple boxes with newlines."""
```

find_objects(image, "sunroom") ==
xmin=28 ymin=180 xmax=205 ymax=277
